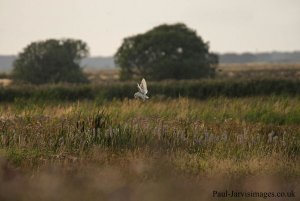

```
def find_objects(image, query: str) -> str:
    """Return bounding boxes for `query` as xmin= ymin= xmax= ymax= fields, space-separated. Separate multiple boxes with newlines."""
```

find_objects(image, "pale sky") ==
xmin=0 ymin=0 xmax=299 ymax=56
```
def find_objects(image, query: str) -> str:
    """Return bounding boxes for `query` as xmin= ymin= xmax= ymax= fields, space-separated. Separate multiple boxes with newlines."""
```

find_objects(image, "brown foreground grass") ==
xmin=0 ymin=156 xmax=299 ymax=201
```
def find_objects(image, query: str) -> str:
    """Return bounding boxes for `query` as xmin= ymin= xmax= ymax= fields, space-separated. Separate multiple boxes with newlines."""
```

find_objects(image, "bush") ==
xmin=0 ymin=79 xmax=300 ymax=102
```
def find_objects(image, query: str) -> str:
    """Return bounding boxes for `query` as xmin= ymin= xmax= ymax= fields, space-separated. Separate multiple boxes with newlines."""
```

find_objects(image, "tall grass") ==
xmin=0 ymin=97 xmax=299 ymax=201
xmin=0 ymin=97 xmax=299 ymax=175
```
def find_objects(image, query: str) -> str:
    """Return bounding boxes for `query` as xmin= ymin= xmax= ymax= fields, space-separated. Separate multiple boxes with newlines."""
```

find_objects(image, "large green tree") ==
xmin=115 ymin=23 xmax=218 ymax=80
xmin=13 ymin=39 xmax=89 ymax=84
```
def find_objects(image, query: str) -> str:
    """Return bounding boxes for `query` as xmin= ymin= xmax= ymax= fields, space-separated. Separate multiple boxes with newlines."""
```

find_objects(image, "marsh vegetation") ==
xmin=0 ymin=95 xmax=299 ymax=200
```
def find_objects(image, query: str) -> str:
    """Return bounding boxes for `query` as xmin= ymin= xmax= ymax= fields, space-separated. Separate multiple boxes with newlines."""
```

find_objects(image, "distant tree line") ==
xmin=12 ymin=23 xmax=218 ymax=84
xmin=219 ymin=51 xmax=300 ymax=64
xmin=11 ymin=22 xmax=299 ymax=84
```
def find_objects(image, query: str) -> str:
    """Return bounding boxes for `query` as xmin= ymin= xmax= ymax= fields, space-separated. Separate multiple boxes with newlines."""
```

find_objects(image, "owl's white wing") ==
xmin=137 ymin=83 xmax=143 ymax=93
xmin=140 ymin=78 xmax=148 ymax=94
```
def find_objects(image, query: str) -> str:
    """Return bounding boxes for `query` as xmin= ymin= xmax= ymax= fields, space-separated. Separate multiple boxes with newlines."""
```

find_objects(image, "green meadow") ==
xmin=0 ymin=80 xmax=299 ymax=201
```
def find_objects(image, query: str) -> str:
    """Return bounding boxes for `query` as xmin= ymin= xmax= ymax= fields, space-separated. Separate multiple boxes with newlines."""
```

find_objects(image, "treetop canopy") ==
xmin=114 ymin=23 xmax=218 ymax=80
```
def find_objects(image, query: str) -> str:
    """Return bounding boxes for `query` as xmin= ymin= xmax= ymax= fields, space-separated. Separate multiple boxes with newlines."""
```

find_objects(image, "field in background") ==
xmin=84 ymin=68 xmax=120 ymax=83
xmin=1 ymin=63 xmax=300 ymax=86
xmin=0 ymin=79 xmax=12 ymax=87
xmin=83 ymin=63 xmax=300 ymax=83
xmin=217 ymin=63 xmax=300 ymax=79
